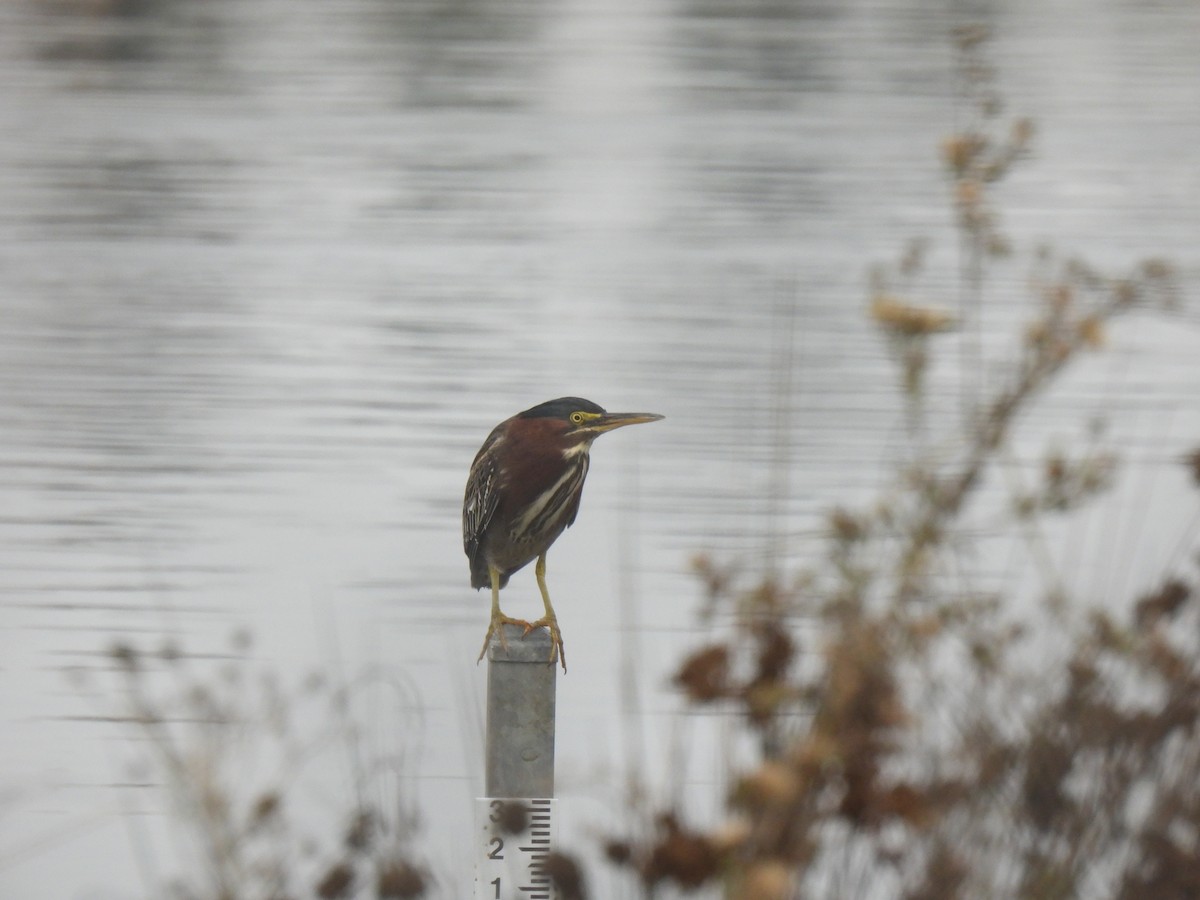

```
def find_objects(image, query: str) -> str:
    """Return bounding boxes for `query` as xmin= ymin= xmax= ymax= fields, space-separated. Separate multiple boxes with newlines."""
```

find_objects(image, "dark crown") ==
xmin=518 ymin=397 xmax=605 ymax=420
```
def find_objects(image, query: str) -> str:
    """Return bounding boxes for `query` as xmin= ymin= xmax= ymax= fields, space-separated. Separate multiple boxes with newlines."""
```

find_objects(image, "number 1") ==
xmin=490 ymin=876 xmax=500 ymax=898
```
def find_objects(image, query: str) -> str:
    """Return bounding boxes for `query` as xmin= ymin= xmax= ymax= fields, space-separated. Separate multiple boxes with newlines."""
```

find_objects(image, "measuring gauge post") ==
xmin=475 ymin=797 xmax=558 ymax=899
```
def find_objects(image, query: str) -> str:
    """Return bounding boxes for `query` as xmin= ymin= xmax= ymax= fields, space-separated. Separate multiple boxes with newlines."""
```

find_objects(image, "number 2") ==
xmin=488 ymin=837 xmax=504 ymax=859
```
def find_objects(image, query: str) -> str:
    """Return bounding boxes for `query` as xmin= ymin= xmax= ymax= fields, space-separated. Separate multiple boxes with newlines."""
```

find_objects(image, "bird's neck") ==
xmin=560 ymin=439 xmax=593 ymax=461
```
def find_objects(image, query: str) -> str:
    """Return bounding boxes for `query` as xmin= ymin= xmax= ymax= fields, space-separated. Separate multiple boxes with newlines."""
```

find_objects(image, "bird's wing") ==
xmin=463 ymin=430 xmax=503 ymax=559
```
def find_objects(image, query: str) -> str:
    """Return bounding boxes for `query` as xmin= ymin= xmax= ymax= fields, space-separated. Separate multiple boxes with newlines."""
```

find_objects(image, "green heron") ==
xmin=464 ymin=397 xmax=663 ymax=671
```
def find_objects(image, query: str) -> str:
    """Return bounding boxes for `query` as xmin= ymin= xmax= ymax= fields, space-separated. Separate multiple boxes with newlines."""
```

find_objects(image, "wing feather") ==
xmin=463 ymin=427 xmax=503 ymax=563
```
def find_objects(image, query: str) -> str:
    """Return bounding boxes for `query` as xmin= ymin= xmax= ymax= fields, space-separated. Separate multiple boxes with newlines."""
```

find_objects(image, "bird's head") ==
xmin=517 ymin=397 xmax=664 ymax=454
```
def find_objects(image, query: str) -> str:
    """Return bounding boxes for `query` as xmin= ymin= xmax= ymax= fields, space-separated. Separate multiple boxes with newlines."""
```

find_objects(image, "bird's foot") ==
xmin=477 ymin=613 xmax=534 ymax=662
xmin=523 ymin=615 xmax=567 ymax=673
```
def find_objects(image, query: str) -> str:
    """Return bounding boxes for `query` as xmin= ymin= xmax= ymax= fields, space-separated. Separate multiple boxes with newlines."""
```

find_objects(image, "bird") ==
xmin=463 ymin=397 xmax=663 ymax=671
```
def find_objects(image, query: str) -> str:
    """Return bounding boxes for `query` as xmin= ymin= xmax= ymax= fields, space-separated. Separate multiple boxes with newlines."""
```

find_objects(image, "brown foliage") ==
xmin=107 ymin=635 xmax=428 ymax=900
xmin=599 ymin=30 xmax=1198 ymax=900
xmin=606 ymin=813 xmax=724 ymax=891
xmin=1135 ymin=579 xmax=1191 ymax=627
xmin=376 ymin=860 xmax=426 ymax=899
xmin=315 ymin=862 xmax=355 ymax=899
xmin=675 ymin=644 xmax=732 ymax=703
xmin=494 ymin=799 xmax=529 ymax=835
xmin=542 ymin=852 xmax=587 ymax=900
xmin=1186 ymin=448 xmax=1200 ymax=486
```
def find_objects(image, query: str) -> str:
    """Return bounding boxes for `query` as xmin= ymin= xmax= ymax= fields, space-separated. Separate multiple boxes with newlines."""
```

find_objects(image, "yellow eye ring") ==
xmin=570 ymin=412 xmax=585 ymax=424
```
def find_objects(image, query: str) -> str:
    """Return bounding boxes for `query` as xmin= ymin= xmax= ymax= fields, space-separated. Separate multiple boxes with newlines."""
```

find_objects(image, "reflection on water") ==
xmin=1 ymin=0 xmax=1198 ymax=896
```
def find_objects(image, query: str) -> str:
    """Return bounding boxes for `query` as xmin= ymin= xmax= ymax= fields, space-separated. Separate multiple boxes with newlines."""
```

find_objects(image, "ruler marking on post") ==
xmin=475 ymin=798 xmax=560 ymax=899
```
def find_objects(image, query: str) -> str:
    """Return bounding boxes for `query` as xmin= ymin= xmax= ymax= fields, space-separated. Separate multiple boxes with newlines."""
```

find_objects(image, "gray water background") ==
xmin=2 ymin=0 xmax=1199 ymax=897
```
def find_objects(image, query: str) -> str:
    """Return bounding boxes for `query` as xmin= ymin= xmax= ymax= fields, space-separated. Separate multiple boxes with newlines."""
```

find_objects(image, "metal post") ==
xmin=485 ymin=623 xmax=556 ymax=797
xmin=476 ymin=624 xmax=558 ymax=899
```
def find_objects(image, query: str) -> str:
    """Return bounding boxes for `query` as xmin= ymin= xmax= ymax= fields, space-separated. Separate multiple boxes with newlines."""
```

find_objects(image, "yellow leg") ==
xmin=526 ymin=553 xmax=566 ymax=672
xmin=477 ymin=565 xmax=533 ymax=662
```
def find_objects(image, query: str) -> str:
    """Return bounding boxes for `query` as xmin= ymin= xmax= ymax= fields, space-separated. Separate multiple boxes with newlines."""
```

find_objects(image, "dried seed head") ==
xmin=542 ymin=852 xmax=586 ymax=900
xmin=675 ymin=645 xmax=731 ymax=703
xmin=316 ymin=862 xmax=355 ymax=899
xmin=1184 ymin=448 xmax=1200 ymax=487
xmin=643 ymin=825 xmax=719 ymax=889
xmin=377 ymin=860 xmax=426 ymax=899
xmin=734 ymin=860 xmax=793 ymax=900
xmin=733 ymin=761 xmax=802 ymax=809
xmin=871 ymin=295 xmax=956 ymax=337
xmin=708 ymin=818 xmax=752 ymax=854
xmin=495 ymin=800 xmax=528 ymax=835
xmin=1135 ymin=580 xmax=1191 ymax=628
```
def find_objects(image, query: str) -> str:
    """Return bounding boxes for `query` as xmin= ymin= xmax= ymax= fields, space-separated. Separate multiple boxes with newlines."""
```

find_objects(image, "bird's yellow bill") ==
xmin=592 ymin=412 xmax=665 ymax=432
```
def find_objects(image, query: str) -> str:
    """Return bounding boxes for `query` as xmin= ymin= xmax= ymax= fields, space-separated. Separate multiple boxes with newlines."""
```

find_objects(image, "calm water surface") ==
xmin=1 ymin=0 xmax=1198 ymax=896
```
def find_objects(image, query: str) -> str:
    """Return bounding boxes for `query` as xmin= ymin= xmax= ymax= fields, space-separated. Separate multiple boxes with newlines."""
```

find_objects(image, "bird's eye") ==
xmin=570 ymin=412 xmax=584 ymax=424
